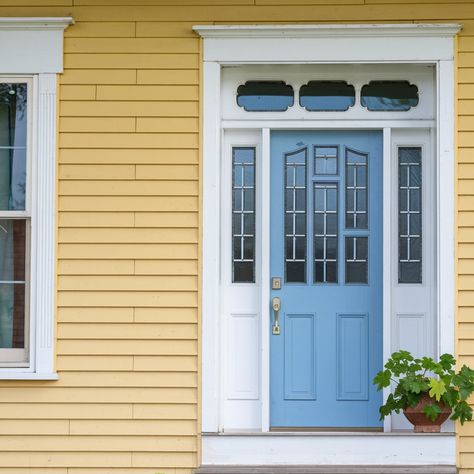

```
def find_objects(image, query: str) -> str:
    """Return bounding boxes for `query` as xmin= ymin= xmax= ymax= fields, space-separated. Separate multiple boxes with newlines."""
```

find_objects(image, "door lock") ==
xmin=272 ymin=297 xmax=281 ymax=335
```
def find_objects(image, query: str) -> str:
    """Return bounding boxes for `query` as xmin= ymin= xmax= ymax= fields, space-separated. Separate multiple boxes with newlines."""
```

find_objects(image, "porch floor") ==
xmin=195 ymin=465 xmax=457 ymax=474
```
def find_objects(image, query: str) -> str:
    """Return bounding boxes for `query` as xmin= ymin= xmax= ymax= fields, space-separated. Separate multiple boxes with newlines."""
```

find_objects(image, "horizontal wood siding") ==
xmin=0 ymin=1 xmax=470 ymax=473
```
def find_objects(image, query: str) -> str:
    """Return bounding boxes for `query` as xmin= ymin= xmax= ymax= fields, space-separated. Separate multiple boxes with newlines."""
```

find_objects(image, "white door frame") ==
xmin=195 ymin=24 xmax=461 ymax=435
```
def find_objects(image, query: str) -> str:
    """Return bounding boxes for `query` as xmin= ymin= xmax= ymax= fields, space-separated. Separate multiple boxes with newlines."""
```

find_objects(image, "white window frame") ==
xmin=195 ymin=24 xmax=459 ymax=439
xmin=0 ymin=17 xmax=73 ymax=379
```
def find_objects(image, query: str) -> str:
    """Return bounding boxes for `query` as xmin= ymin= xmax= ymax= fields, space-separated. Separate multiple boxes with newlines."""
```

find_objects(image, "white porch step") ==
xmin=195 ymin=466 xmax=457 ymax=474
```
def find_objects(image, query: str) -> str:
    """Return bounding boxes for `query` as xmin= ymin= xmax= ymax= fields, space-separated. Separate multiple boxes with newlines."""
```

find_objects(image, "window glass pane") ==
xmin=345 ymin=236 xmax=368 ymax=284
xmin=361 ymin=81 xmax=419 ymax=111
xmin=232 ymin=147 xmax=256 ymax=283
xmin=345 ymin=148 xmax=368 ymax=229
xmin=285 ymin=148 xmax=307 ymax=283
xmin=314 ymin=183 xmax=338 ymax=284
xmin=300 ymin=81 xmax=355 ymax=111
xmin=398 ymin=147 xmax=422 ymax=284
xmin=314 ymin=146 xmax=338 ymax=175
xmin=0 ymin=219 xmax=27 ymax=349
xmin=237 ymin=81 xmax=294 ymax=112
xmin=0 ymin=84 xmax=27 ymax=211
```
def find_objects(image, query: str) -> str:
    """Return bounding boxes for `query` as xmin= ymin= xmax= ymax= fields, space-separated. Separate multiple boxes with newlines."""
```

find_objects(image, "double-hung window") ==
xmin=0 ymin=79 xmax=31 ymax=366
xmin=0 ymin=17 xmax=72 ymax=378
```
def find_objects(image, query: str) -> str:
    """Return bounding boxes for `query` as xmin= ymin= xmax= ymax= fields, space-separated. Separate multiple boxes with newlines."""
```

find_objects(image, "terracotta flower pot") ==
xmin=403 ymin=392 xmax=452 ymax=432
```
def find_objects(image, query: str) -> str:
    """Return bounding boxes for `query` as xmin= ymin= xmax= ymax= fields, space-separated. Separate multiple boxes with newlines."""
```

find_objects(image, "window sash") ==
xmin=0 ymin=77 xmax=32 ymax=367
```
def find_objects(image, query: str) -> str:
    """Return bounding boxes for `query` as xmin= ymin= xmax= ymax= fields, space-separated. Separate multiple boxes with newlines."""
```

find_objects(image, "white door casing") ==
xmin=196 ymin=24 xmax=459 ymax=465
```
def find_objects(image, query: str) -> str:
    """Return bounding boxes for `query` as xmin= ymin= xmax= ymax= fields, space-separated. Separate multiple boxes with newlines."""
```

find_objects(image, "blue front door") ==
xmin=270 ymin=130 xmax=383 ymax=429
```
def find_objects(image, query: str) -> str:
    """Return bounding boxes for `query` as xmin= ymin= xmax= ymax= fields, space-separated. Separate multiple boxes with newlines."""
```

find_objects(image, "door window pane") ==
xmin=398 ymin=147 xmax=422 ymax=284
xmin=237 ymin=81 xmax=294 ymax=112
xmin=361 ymin=81 xmax=419 ymax=111
xmin=345 ymin=236 xmax=368 ymax=284
xmin=314 ymin=183 xmax=338 ymax=284
xmin=285 ymin=148 xmax=307 ymax=283
xmin=0 ymin=219 xmax=27 ymax=349
xmin=345 ymin=148 xmax=368 ymax=229
xmin=232 ymin=147 xmax=256 ymax=283
xmin=300 ymin=81 xmax=355 ymax=111
xmin=314 ymin=146 xmax=338 ymax=175
xmin=0 ymin=84 xmax=27 ymax=211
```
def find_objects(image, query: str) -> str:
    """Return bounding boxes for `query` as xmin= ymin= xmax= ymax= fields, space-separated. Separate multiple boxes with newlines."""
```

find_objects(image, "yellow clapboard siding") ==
xmin=133 ymin=355 xmax=197 ymax=372
xmin=0 ymin=469 xmax=66 ymax=474
xmin=135 ymin=21 xmax=198 ymax=38
xmin=60 ymin=133 xmax=198 ymax=149
xmin=134 ymin=212 xmax=199 ymax=228
xmin=64 ymin=53 xmax=198 ymax=69
xmin=58 ymin=307 xmax=135 ymax=323
xmin=58 ymin=323 xmax=197 ymax=339
xmin=59 ymin=164 xmax=135 ymax=180
xmin=59 ymin=212 xmax=135 ymax=228
xmin=0 ymin=420 xmax=69 ymax=435
xmin=0 ymin=451 xmax=132 ymax=468
xmin=133 ymin=402 xmax=197 ymax=419
xmin=59 ymin=259 xmax=196 ymax=276
xmin=460 ymin=308 xmax=474 ymax=326
xmin=134 ymin=260 xmax=198 ymax=275
xmin=131 ymin=452 xmax=196 ymax=468
xmin=96 ymin=85 xmax=198 ymax=101
xmin=65 ymin=37 xmax=199 ymax=54
xmin=57 ymin=339 xmax=197 ymax=356
xmin=135 ymin=164 xmax=198 ymax=179
xmin=459 ymin=68 xmax=474 ymax=83
xmin=60 ymin=148 xmax=198 ymax=164
xmin=60 ymin=85 xmax=97 ymax=100
xmin=137 ymin=69 xmax=199 ymax=85
xmin=58 ymin=275 xmax=198 ymax=291
xmin=68 ymin=470 xmax=193 ymax=474
xmin=60 ymin=100 xmax=199 ymax=117
xmin=0 ymin=403 xmax=133 ymax=419
xmin=134 ymin=307 xmax=197 ymax=323
xmin=60 ymin=69 xmax=137 ymax=85
xmin=58 ymin=228 xmax=197 ymax=243
xmin=65 ymin=21 xmax=135 ymax=37
xmin=0 ymin=387 xmax=197 ymax=404
xmin=33 ymin=372 xmax=197 ymax=388
xmin=59 ymin=196 xmax=198 ymax=212
xmin=59 ymin=244 xmax=198 ymax=260
xmin=69 ymin=419 xmax=196 ymax=436
xmin=137 ymin=117 xmax=199 ymax=133
xmin=59 ymin=180 xmax=198 ymax=196
xmin=0 ymin=1 xmax=471 ymax=473
xmin=57 ymin=355 xmax=135 ymax=371
xmin=57 ymin=290 xmax=197 ymax=307
xmin=76 ymin=0 xmax=253 ymax=5
xmin=47 ymin=4 xmax=474 ymax=22
xmin=59 ymin=117 xmax=136 ymax=133
xmin=58 ymin=259 xmax=136 ymax=275
xmin=0 ymin=435 xmax=196 ymax=452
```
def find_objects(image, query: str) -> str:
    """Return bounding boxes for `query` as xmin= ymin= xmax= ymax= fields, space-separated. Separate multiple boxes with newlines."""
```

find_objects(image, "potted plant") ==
xmin=373 ymin=350 xmax=474 ymax=432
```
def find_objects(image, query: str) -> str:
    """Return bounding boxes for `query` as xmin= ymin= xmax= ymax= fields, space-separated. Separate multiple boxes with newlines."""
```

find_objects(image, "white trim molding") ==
xmin=0 ymin=17 xmax=72 ymax=380
xmin=196 ymin=22 xmax=459 ymax=465
xmin=0 ymin=17 xmax=73 ymax=73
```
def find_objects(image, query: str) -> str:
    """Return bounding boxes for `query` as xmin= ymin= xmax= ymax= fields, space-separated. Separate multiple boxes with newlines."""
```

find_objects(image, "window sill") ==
xmin=0 ymin=372 xmax=58 ymax=380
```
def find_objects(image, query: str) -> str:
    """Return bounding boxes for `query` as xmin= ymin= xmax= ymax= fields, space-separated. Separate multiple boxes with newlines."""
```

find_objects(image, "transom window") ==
xmin=235 ymin=79 xmax=419 ymax=112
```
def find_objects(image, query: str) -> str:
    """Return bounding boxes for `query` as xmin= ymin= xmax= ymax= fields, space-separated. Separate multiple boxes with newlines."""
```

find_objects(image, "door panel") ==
xmin=270 ymin=130 xmax=383 ymax=429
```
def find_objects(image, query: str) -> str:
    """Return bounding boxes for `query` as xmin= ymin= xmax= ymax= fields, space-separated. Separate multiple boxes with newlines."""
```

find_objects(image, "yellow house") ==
xmin=0 ymin=1 xmax=472 ymax=473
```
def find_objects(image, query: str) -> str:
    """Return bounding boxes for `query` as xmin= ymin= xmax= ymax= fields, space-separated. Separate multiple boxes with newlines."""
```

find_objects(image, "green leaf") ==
xmin=439 ymin=353 xmax=456 ymax=371
xmin=423 ymin=403 xmax=442 ymax=422
xmin=428 ymin=378 xmax=447 ymax=402
xmin=373 ymin=369 xmax=391 ymax=390
xmin=451 ymin=401 xmax=473 ymax=425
